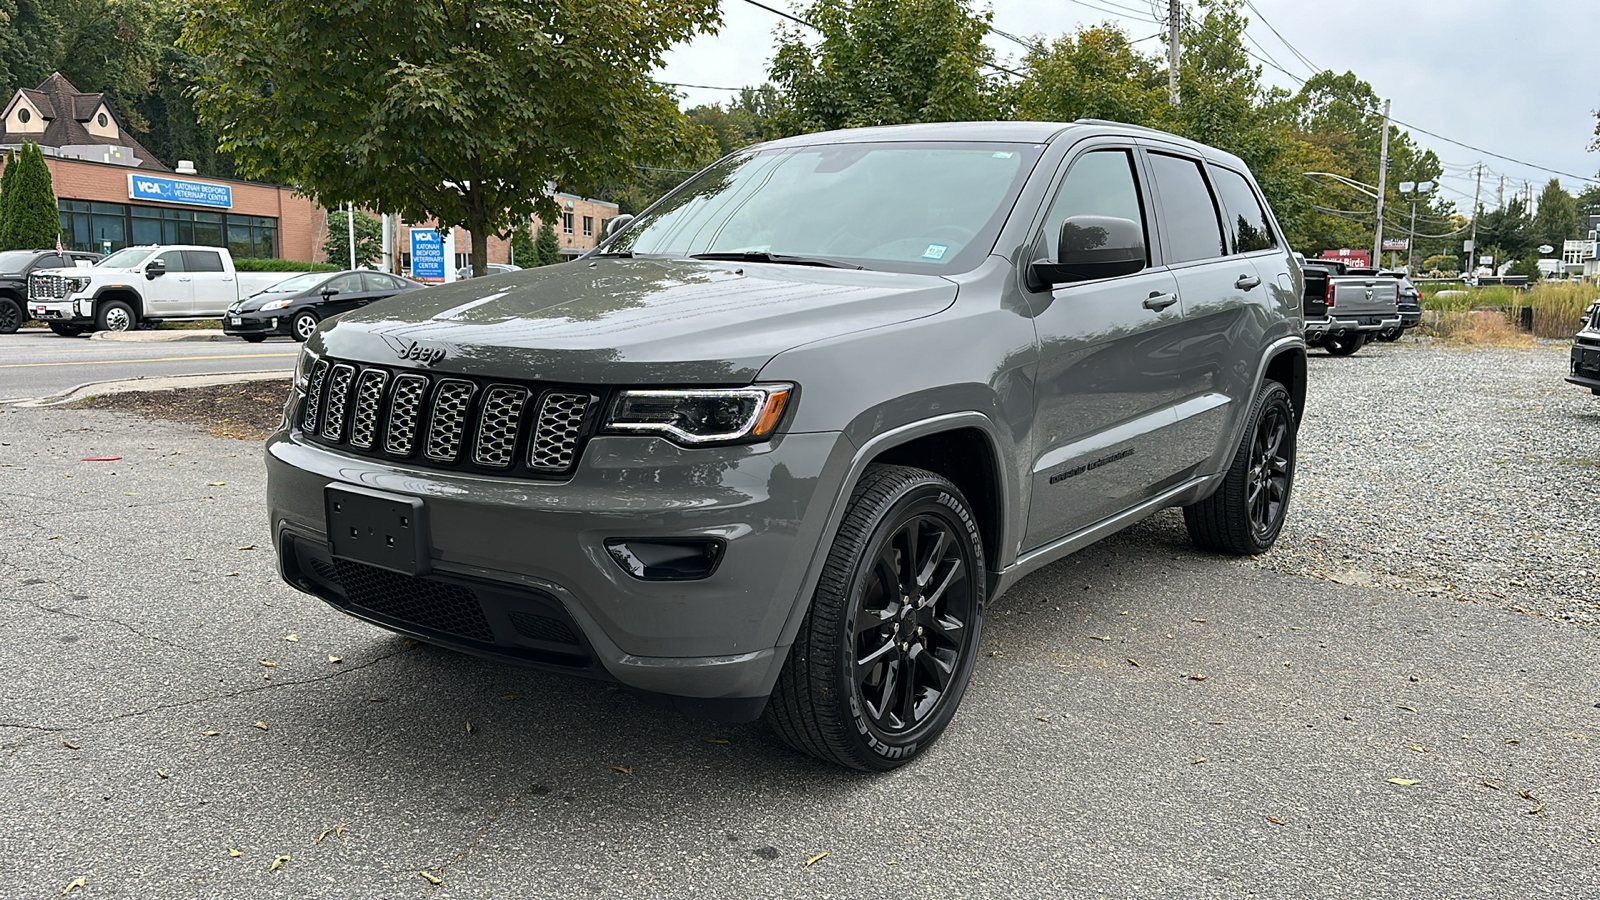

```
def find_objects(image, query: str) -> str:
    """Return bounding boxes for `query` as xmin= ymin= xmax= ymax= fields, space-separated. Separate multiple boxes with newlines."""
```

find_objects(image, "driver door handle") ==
xmin=1143 ymin=292 xmax=1178 ymax=312
xmin=1235 ymin=274 xmax=1262 ymax=290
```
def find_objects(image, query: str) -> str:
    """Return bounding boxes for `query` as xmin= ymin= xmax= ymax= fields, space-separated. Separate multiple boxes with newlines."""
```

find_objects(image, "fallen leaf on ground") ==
xmin=465 ymin=721 xmax=475 ymax=734
xmin=62 ymin=741 xmax=80 ymax=750
xmin=1209 ymin=721 xmax=1226 ymax=726
xmin=805 ymin=851 xmax=829 ymax=867
xmin=1125 ymin=657 xmax=1140 ymax=667
xmin=1089 ymin=636 xmax=1111 ymax=641
xmin=157 ymin=769 xmax=169 ymax=779
xmin=61 ymin=876 xmax=86 ymax=894
xmin=1387 ymin=778 xmax=1421 ymax=786
xmin=328 ymin=656 xmax=342 ymax=664
xmin=202 ymin=731 xmax=220 ymax=737
xmin=81 ymin=456 xmax=121 ymax=462
xmin=259 ymin=659 xmax=276 ymax=668
xmin=270 ymin=855 xmax=290 ymax=871
xmin=1189 ymin=674 xmax=1208 ymax=681
xmin=1481 ymin=780 xmax=1500 ymax=790
xmin=251 ymin=721 xmax=268 ymax=731
xmin=499 ymin=694 xmax=519 ymax=701
xmin=207 ymin=481 xmax=226 ymax=486
xmin=1192 ymin=757 xmax=1207 ymax=764
xmin=608 ymin=765 xmax=633 ymax=775
xmin=1191 ymin=618 xmax=1207 ymax=623
xmin=419 ymin=871 xmax=443 ymax=886
xmin=707 ymin=738 xmax=730 ymax=744
xmin=284 ymin=633 xmax=297 ymax=642
xmin=402 ymin=639 xmax=419 ymax=648
xmin=1266 ymin=816 xmax=1285 ymax=825
xmin=1518 ymin=789 xmax=1540 ymax=802
xmin=237 ymin=545 xmax=255 ymax=551
xmin=225 ymin=572 xmax=239 ymax=577
xmin=227 ymin=848 xmax=241 ymax=858
xmin=1406 ymin=745 xmax=1427 ymax=752
xmin=1397 ymin=705 xmax=1418 ymax=712
xmin=367 ymin=697 xmax=386 ymax=703
xmin=316 ymin=824 xmax=347 ymax=843
xmin=1504 ymin=738 xmax=1521 ymax=745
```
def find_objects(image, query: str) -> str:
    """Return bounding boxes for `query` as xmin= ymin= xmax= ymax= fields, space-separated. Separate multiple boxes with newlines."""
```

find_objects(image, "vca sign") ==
xmin=126 ymin=174 xmax=233 ymax=209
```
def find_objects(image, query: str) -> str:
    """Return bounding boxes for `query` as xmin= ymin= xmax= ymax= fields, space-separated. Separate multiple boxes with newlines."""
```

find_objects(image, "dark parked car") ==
xmin=224 ymin=270 xmax=424 ymax=342
xmin=455 ymin=263 xmax=521 ymax=280
xmin=0 ymin=249 xmax=102 ymax=333
xmin=1347 ymin=268 xmax=1421 ymax=341
xmin=267 ymin=120 xmax=1307 ymax=770
xmin=1568 ymin=298 xmax=1600 ymax=395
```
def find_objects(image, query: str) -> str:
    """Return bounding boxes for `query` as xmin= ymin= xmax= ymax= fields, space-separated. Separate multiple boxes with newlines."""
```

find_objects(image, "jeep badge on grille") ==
xmin=395 ymin=340 xmax=447 ymax=367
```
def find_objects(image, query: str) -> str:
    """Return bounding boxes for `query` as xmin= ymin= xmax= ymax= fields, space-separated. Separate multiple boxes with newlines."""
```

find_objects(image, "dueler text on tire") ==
xmin=765 ymin=464 xmax=986 ymax=771
xmin=1183 ymin=379 xmax=1297 ymax=555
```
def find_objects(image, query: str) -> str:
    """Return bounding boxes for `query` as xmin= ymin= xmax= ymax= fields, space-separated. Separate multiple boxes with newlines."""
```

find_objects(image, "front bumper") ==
xmin=1305 ymin=313 xmax=1402 ymax=337
xmin=266 ymin=422 xmax=851 ymax=715
xmin=223 ymin=310 xmax=290 ymax=337
xmin=1569 ymin=339 xmax=1600 ymax=394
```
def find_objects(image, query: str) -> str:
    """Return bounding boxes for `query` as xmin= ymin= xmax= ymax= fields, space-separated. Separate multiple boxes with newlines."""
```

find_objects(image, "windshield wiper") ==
xmin=690 ymin=251 xmax=864 ymax=270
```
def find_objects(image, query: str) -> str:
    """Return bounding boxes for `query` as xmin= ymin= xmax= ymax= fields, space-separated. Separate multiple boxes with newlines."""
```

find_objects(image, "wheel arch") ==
xmin=92 ymin=287 xmax=145 ymax=321
xmin=867 ymin=427 xmax=1004 ymax=582
xmin=1262 ymin=344 xmax=1307 ymax=424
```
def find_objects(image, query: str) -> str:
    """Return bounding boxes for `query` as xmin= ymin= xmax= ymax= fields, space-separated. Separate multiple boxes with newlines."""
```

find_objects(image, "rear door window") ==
xmin=1146 ymin=152 xmax=1225 ymax=264
xmin=183 ymin=250 xmax=226 ymax=272
xmin=1211 ymin=166 xmax=1277 ymax=253
xmin=362 ymin=273 xmax=397 ymax=292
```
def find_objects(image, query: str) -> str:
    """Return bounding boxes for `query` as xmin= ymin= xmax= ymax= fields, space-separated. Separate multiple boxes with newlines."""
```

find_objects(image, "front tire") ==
xmin=291 ymin=310 xmax=319 ymax=342
xmin=96 ymin=300 xmax=136 ymax=333
xmin=0 ymin=297 xmax=22 ymax=334
xmin=1324 ymin=332 xmax=1365 ymax=356
xmin=1184 ymin=379 xmax=1296 ymax=555
xmin=765 ymin=465 xmax=986 ymax=771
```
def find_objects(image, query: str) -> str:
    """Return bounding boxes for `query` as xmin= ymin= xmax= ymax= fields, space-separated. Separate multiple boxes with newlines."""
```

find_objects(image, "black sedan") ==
xmin=223 ymin=270 xmax=425 ymax=342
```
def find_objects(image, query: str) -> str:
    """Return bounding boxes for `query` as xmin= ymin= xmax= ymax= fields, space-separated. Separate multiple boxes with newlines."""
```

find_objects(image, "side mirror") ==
xmin=605 ymin=214 xmax=635 ymax=237
xmin=1028 ymin=215 xmax=1145 ymax=290
xmin=320 ymin=286 xmax=340 ymax=298
xmin=145 ymin=259 xmax=166 ymax=279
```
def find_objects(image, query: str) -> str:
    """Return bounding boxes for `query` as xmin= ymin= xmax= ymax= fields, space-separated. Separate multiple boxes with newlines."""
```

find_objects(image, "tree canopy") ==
xmin=183 ymin=0 xmax=720 ymax=275
xmin=0 ymin=143 xmax=60 ymax=251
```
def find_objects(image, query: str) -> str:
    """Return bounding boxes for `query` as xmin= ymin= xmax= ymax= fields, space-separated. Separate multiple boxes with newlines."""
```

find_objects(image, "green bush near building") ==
xmin=234 ymin=258 xmax=340 ymax=272
xmin=0 ymin=143 xmax=61 ymax=251
xmin=534 ymin=220 xmax=561 ymax=266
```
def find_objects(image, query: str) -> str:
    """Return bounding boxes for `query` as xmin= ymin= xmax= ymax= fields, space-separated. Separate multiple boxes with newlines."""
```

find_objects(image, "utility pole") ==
xmin=1468 ymin=163 xmax=1483 ymax=276
xmin=1167 ymin=0 xmax=1181 ymax=107
xmin=1497 ymin=174 xmax=1504 ymax=210
xmin=1372 ymin=99 xmax=1391 ymax=268
xmin=347 ymin=201 xmax=357 ymax=270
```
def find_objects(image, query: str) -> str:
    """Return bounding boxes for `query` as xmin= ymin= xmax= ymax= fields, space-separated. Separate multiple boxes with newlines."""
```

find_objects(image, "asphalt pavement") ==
xmin=0 ymin=349 xmax=1597 ymax=898
xmin=0 ymin=328 xmax=296 ymax=403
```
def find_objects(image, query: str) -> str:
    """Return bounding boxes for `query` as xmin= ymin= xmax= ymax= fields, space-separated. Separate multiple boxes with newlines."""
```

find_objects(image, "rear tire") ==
xmin=0 ymin=296 xmax=22 ymax=334
xmin=765 ymin=465 xmax=986 ymax=771
xmin=1324 ymin=332 xmax=1365 ymax=356
xmin=96 ymin=300 xmax=136 ymax=333
xmin=47 ymin=322 xmax=86 ymax=337
xmin=1184 ymin=379 xmax=1296 ymax=555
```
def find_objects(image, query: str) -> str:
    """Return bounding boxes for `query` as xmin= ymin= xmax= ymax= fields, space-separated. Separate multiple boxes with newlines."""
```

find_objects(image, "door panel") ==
xmin=1023 ymin=147 xmax=1200 ymax=550
xmin=140 ymin=250 xmax=192 ymax=315
xmin=182 ymin=250 xmax=234 ymax=316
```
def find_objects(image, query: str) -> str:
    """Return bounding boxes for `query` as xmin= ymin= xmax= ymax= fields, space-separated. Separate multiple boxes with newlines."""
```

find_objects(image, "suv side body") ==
xmin=265 ymin=121 xmax=1306 ymax=768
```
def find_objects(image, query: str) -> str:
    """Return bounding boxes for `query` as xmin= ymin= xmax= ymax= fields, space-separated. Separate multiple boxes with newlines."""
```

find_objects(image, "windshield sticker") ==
xmin=992 ymin=151 xmax=1014 ymax=159
xmin=922 ymin=244 xmax=949 ymax=260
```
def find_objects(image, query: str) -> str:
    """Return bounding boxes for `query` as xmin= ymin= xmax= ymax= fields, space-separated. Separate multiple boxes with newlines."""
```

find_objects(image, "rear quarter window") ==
xmin=1211 ymin=166 xmax=1277 ymax=253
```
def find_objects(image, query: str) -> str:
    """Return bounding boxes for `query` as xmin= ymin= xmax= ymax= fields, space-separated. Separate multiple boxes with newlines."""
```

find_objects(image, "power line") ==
xmin=1063 ymin=0 xmax=1159 ymax=24
xmin=1241 ymin=0 xmax=1320 ymax=75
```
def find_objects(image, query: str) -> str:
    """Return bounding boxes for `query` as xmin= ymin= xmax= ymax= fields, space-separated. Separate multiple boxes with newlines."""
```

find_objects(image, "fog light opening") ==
xmin=604 ymin=538 xmax=725 ymax=581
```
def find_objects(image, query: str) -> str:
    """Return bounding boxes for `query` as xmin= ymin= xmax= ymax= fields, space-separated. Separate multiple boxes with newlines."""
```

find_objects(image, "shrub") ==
xmin=234 ymin=257 xmax=340 ymax=272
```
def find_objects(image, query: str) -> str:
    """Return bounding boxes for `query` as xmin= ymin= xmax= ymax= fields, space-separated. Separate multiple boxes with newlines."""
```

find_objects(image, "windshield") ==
xmin=0 ymin=251 xmax=39 ymax=273
xmin=604 ymin=141 xmax=1043 ymax=274
xmin=262 ymin=272 xmax=331 ymax=293
xmin=98 ymin=247 xmax=156 ymax=268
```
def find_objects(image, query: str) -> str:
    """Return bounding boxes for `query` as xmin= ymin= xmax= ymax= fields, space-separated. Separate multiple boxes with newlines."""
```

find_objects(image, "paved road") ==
xmin=0 ymin=347 xmax=1596 ymax=898
xmin=0 ymin=329 xmax=296 ymax=402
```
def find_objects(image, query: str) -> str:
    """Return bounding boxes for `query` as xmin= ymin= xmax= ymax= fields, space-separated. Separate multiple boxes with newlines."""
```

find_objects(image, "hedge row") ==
xmin=233 ymin=258 xmax=339 ymax=272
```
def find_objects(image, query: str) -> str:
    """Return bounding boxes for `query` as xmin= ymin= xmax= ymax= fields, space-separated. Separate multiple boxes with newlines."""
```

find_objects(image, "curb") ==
xmin=90 ymin=329 xmax=236 ymax=343
xmin=4 ymin=370 xmax=293 ymax=408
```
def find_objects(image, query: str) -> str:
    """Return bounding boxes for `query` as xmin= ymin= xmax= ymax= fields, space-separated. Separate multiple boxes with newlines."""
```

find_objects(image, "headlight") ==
xmin=604 ymin=385 xmax=793 ymax=445
xmin=66 ymin=276 xmax=91 ymax=293
xmin=260 ymin=297 xmax=293 ymax=311
xmin=294 ymin=346 xmax=320 ymax=390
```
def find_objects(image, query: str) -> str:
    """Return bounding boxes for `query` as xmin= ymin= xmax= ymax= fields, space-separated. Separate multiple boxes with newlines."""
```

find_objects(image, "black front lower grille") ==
xmin=331 ymin=558 xmax=495 ymax=643
xmin=299 ymin=357 xmax=600 ymax=479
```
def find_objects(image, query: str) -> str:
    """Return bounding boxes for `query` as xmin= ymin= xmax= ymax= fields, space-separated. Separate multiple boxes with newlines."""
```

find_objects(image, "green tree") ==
xmin=510 ymin=219 xmax=535 ymax=268
xmin=1010 ymin=24 xmax=1164 ymax=125
xmin=0 ymin=149 xmax=16 ymax=241
xmin=767 ymin=0 xmax=1003 ymax=136
xmin=1532 ymin=179 xmax=1579 ymax=251
xmin=184 ymin=0 xmax=719 ymax=277
xmin=1 ymin=143 xmax=59 ymax=250
xmin=534 ymin=220 xmax=561 ymax=267
xmin=321 ymin=208 xmax=384 ymax=269
xmin=1476 ymin=197 xmax=1533 ymax=264
xmin=1507 ymin=255 xmax=1541 ymax=282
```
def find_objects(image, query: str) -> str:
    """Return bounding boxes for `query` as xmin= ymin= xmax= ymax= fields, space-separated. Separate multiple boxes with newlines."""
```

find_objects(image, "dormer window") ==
xmin=97 ymin=112 xmax=107 ymax=127
xmin=16 ymin=108 xmax=29 ymax=124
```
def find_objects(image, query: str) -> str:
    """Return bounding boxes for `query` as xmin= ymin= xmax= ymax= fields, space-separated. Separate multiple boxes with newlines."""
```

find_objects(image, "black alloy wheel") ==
xmin=0 ymin=297 xmax=21 ymax=334
xmin=766 ymin=465 xmax=985 ymax=770
xmin=1184 ymin=379 xmax=1297 ymax=555
xmin=292 ymin=310 xmax=319 ymax=342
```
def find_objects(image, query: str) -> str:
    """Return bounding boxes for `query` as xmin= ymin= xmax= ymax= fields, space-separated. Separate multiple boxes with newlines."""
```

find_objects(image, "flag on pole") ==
xmin=57 ymin=233 xmax=64 ymax=253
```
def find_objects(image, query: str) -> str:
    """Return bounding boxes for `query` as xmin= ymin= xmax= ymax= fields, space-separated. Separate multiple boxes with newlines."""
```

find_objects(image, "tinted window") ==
xmin=1211 ymin=167 xmax=1276 ymax=253
xmin=362 ymin=272 xmax=397 ymax=292
xmin=184 ymin=250 xmax=225 ymax=272
xmin=155 ymin=250 xmax=187 ymax=273
xmin=1039 ymin=149 xmax=1147 ymax=265
xmin=1147 ymin=153 xmax=1225 ymax=264
xmin=34 ymin=254 xmax=67 ymax=270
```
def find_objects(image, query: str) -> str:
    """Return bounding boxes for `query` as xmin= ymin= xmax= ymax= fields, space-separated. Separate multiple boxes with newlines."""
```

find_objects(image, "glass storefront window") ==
xmin=56 ymin=200 xmax=276 ymax=258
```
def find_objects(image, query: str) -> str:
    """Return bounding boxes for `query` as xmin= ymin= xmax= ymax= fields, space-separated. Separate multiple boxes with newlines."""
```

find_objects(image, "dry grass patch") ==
xmin=73 ymin=380 xmax=291 ymax=440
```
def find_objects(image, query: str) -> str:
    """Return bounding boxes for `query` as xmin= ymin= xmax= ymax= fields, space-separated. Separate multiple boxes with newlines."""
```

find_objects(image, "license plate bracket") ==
xmin=325 ymin=484 xmax=432 ymax=576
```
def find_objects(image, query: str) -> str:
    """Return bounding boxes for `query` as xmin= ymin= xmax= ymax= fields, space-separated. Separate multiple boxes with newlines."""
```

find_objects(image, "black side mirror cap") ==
xmin=145 ymin=261 xmax=165 ymax=279
xmin=1028 ymin=215 xmax=1146 ymax=289
xmin=321 ymin=287 xmax=339 ymax=297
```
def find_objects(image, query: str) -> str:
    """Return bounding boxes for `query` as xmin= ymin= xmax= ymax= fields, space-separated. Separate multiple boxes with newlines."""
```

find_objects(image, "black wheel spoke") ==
xmin=915 ymin=526 xmax=949 ymax=590
xmin=920 ymin=557 xmax=963 ymax=612
xmin=855 ymin=637 xmax=897 ymax=680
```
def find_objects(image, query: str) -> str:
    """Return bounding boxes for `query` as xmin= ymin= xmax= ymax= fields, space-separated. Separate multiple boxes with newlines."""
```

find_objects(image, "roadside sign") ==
xmin=410 ymin=228 xmax=445 ymax=279
xmin=1462 ymin=239 xmax=1474 ymax=252
xmin=1382 ymin=238 xmax=1408 ymax=251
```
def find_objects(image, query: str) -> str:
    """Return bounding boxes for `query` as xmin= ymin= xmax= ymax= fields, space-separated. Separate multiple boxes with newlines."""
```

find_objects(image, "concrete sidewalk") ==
xmin=11 ymin=370 xmax=291 ymax=407
xmin=90 ymin=328 xmax=235 ymax=343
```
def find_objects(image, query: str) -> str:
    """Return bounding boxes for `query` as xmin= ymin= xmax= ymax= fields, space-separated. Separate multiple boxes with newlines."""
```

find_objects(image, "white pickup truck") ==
xmin=27 ymin=245 xmax=307 ymax=336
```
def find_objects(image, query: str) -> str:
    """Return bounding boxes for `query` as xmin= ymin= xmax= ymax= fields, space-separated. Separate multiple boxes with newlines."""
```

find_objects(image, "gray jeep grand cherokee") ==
xmin=267 ymin=120 xmax=1306 ymax=770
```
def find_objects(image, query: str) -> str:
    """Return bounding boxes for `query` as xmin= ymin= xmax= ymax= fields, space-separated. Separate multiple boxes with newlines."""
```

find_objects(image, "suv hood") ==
xmin=316 ymin=258 xmax=958 ymax=384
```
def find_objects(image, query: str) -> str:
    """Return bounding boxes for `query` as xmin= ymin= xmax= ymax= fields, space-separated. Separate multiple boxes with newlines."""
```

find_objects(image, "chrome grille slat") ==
xmin=301 ymin=359 xmax=331 ymax=433
xmin=349 ymin=369 xmax=389 ymax=450
xmin=529 ymin=392 xmax=591 ymax=471
xmin=385 ymin=374 xmax=429 ymax=456
xmin=320 ymin=364 xmax=356 ymax=441
xmin=473 ymin=386 xmax=528 ymax=468
xmin=424 ymin=380 xmax=476 ymax=462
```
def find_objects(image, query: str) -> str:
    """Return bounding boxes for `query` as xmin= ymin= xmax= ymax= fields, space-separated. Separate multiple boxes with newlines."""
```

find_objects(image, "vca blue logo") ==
xmin=134 ymin=179 xmax=171 ymax=197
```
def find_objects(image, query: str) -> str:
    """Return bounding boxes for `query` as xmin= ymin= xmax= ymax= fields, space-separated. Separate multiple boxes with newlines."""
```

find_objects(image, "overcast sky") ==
xmin=660 ymin=0 xmax=1600 ymax=213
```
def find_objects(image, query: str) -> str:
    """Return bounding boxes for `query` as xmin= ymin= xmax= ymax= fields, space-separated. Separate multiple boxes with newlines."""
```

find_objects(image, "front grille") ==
xmin=28 ymin=273 xmax=67 ymax=301
xmin=508 ymin=610 xmax=579 ymax=645
xmin=332 ymin=558 xmax=495 ymax=643
xmin=301 ymin=356 xmax=599 ymax=479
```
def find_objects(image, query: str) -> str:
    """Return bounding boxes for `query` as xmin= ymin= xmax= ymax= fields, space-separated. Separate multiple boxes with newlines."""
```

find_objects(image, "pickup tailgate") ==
xmin=1327 ymin=276 xmax=1398 ymax=316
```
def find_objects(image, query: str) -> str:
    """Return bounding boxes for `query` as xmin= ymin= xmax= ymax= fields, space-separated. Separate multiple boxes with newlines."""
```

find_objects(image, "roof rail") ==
xmin=1072 ymin=118 xmax=1173 ymax=136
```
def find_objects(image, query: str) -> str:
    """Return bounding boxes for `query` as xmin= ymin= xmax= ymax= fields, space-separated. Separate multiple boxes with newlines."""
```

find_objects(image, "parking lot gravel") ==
xmin=1133 ymin=338 xmax=1600 ymax=627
